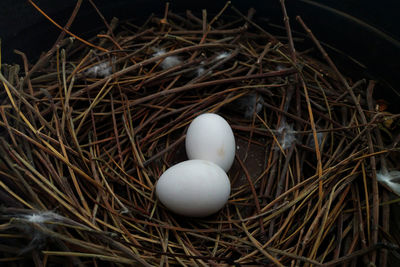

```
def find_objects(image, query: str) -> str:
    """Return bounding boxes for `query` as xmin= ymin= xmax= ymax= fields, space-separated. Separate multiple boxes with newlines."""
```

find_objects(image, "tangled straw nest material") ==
xmin=0 ymin=2 xmax=399 ymax=266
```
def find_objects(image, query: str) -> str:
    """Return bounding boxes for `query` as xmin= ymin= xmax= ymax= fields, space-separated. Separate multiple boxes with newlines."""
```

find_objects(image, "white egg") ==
xmin=156 ymin=160 xmax=231 ymax=217
xmin=185 ymin=113 xmax=235 ymax=172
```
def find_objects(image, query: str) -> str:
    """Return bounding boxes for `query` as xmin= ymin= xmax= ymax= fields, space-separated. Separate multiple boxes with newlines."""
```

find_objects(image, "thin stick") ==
xmin=297 ymin=16 xmax=379 ymax=263
xmin=28 ymin=0 xmax=108 ymax=52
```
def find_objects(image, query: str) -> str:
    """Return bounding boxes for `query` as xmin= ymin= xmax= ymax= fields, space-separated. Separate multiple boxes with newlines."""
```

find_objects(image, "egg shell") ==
xmin=156 ymin=160 xmax=231 ymax=217
xmin=185 ymin=113 xmax=236 ymax=172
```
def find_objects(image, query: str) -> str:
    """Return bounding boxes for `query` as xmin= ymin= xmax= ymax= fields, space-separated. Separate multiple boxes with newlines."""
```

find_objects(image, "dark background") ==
xmin=0 ymin=0 xmax=399 ymax=107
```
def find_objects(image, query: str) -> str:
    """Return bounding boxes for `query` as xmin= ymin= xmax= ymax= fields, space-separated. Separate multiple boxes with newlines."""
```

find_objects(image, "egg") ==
xmin=185 ymin=113 xmax=236 ymax=172
xmin=156 ymin=160 xmax=231 ymax=217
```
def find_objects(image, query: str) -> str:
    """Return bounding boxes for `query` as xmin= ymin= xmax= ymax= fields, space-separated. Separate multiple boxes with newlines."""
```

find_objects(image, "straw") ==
xmin=0 ymin=1 xmax=399 ymax=266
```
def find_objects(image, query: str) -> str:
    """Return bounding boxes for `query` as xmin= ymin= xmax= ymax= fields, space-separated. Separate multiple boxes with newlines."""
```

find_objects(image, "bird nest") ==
xmin=0 ymin=2 xmax=399 ymax=266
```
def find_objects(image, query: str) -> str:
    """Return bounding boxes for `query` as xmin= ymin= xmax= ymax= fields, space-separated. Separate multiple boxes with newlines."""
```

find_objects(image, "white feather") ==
xmin=276 ymin=122 xmax=296 ymax=150
xmin=153 ymin=48 xmax=182 ymax=69
xmin=216 ymin=51 xmax=230 ymax=60
xmin=17 ymin=211 xmax=62 ymax=254
xmin=196 ymin=67 xmax=206 ymax=77
xmin=377 ymin=170 xmax=400 ymax=195
xmin=275 ymin=65 xmax=286 ymax=71
xmin=308 ymin=132 xmax=324 ymax=149
xmin=24 ymin=211 xmax=62 ymax=223
xmin=85 ymin=61 xmax=113 ymax=78
xmin=237 ymin=93 xmax=264 ymax=119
